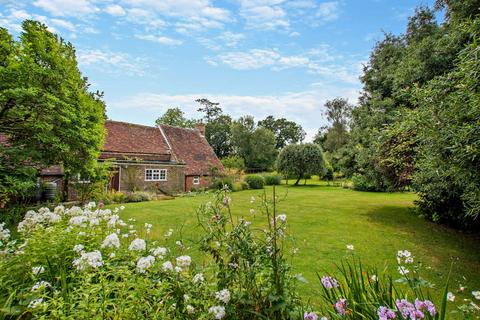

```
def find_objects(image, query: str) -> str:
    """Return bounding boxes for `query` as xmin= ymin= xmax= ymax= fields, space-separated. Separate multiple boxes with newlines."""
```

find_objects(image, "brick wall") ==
xmin=185 ymin=175 xmax=213 ymax=191
xmin=119 ymin=164 xmax=185 ymax=195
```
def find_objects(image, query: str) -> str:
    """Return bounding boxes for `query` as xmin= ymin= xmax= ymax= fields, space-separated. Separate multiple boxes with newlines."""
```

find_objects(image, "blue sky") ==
xmin=0 ymin=0 xmax=439 ymax=139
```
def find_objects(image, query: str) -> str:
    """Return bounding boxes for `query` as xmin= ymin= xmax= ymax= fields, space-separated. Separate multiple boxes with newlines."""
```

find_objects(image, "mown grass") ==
xmin=118 ymin=181 xmax=480 ymax=316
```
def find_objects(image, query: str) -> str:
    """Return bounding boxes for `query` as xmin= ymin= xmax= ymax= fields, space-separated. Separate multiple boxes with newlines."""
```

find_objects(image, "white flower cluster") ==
xmin=397 ymin=250 xmax=413 ymax=264
xmin=150 ymin=246 xmax=167 ymax=259
xmin=397 ymin=250 xmax=414 ymax=276
xmin=193 ymin=273 xmax=204 ymax=284
xmin=31 ymin=281 xmax=51 ymax=292
xmin=129 ymin=238 xmax=146 ymax=251
xmin=32 ymin=266 xmax=45 ymax=275
xmin=276 ymin=214 xmax=287 ymax=223
xmin=176 ymin=255 xmax=192 ymax=268
xmin=0 ymin=222 xmax=10 ymax=242
xmin=73 ymin=250 xmax=104 ymax=271
xmin=215 ymin=289 xmax=231 ymax=304
xmin=28 ymin=298 xmax=44 ymax=309
xmin=162 ymin=261 xmax=174 ymax=272
xmin=208 ymin=305 xmax=226 ymax=319
xmin=136 ymin=255 xmax=155 ymax=273
xmin=18 ymin=207 xmax=61 ymax=232
xmin=101 ymin=233 xmax=120 ymax=249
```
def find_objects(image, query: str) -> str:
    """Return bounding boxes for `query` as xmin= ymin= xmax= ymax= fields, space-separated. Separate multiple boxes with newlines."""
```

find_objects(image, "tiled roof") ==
xmin=102 ymin=121 xmax=172 ymax=162
xmin=160 ymin=124 xmax=224 ymax=175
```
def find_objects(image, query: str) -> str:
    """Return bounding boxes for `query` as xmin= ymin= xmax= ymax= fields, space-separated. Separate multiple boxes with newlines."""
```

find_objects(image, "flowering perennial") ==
xmin=321 ymin=276 xmax=339 ymax=289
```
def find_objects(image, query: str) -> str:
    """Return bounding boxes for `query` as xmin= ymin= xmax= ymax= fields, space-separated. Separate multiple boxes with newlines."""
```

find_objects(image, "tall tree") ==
xmin=155 ymin=107 xmax=196 ymax=128
xmin=231 ymin=116 xmax=277 ymax=171
xmin=195 ymin=98 xmax=232 ymax=158
xmin=0 ymin=21 xmax=106 ymax=204
xmin=322 ymin=98 xmax=353 ymax=153
xmin=196 ymin=98 xmax=222 ymax=122
xmin=258 ymin=116 xmax=306 ymax=149
xmin=277 ymin=143 xmax=325 ymax=185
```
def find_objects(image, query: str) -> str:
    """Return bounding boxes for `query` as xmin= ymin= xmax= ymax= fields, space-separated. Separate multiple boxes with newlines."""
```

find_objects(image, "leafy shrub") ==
xmin=321 ymin=160 xmax=334 ymax=182
xmin=352 ymin=174 xmax=378 ymax=192
xmin=232 ymin=181 xmax=249 ymax=191
xmin=277 ymin=143 xmax=324 ymax=185
xmin=221 ymin=155 xmax=245 ymax=170
xmin=0 ymin=190 xmax=304 ymax=319
xmin=213 ymin=177 xmax=234 ymax=191
xmin=125 ymin=191 xmax=154 ymax=202
xmin=244 ymin=174 xmax=265 ymax=189
xmin=262 ymin=173 xmax=282 ymax=185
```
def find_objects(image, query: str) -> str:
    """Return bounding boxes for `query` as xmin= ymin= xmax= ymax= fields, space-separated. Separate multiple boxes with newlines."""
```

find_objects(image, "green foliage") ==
xmin=0 ymin=21 xmax=105 ymax=204
xmin=321 ymin=160 xmax=334 ymax=182
xmin=258 ymin=115 xmax=306 ymax=149
xmin=155 ymin=107 xmax=196 ymax=128
xmin=317 ymin=254 xmax=457 ymax=320
xmin=231 ymin=116 xmax=277 ymax=171
xmin=71 ymin=161 xmax=111 ymax=204
xmin=221 ymin=155 xmax=245 ymax=170
xmin=412 ymin=21 xmax=480 ymax=229
xmin=196 ymin=188 xmax=301 ymax=319
xmin=244 ymin=174 xmax=265 ymax=189
xmin=351 ymin=174 xmax=379 ymax=192
xmin=125 ymin=191 xmax=155 ymax=202
xmin=262 ymin=173 xmax=282 ymax=186
xmin=277 ymin=144 xmax=325 ymax=185
xmin=213 ymin=177 xmax=234 ymax=191
xmin=0 ymin=190 xmax=303 ymax=319
xmin=205 ymin=115 xmax=233 ymax=159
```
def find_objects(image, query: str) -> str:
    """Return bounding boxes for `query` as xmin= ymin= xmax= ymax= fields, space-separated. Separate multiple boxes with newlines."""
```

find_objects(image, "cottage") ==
xmin=99 ymin=120 xmax=223 ymax=195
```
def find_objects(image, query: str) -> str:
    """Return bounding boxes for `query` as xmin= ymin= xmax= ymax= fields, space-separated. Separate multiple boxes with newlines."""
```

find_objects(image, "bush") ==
xmin=232 ymin=181 xmax=249 ymax=192
xmin=321 ymin=161 xmax=334 ymax=182
xmin=262 ymin=173 xmax=282 ymax=185
xmin=244 ymin=174 xmax=265 ymax=189
xmin=352 ymin=174 xmax=378 ymax=192
xmin=213 ymin=177 xmax=234 ymax=191
xmin=125 ymin=191 xmax=154 ymax=202
xmin=221 ymin=155 xmax=245 ymax=170
xmin=0 ymin=191 xmax=302 ymax=319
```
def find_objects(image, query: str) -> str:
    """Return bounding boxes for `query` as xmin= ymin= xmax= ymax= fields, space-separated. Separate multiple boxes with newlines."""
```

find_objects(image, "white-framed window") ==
xmin=193 ymin=176 xmax=200 ymax=185
xmin=145 ymin=169 xmax=167 ymax=181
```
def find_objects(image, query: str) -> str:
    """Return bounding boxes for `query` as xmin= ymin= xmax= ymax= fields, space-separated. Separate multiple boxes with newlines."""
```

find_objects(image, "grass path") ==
xmin=118 ymin=182 xmax=480 ymax=315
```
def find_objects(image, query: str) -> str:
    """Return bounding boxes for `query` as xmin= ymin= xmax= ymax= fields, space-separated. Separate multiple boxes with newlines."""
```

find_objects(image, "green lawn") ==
xmin=118 ymin=181 xmax=480 ymax=315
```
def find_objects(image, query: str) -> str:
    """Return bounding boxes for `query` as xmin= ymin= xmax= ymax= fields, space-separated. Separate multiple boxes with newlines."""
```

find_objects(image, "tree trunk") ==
xmin=294 ymin=175 xmax=302 ymax=185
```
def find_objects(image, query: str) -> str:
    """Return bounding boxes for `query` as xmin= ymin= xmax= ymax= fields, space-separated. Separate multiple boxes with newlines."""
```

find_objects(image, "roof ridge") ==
xmin=106 ymin=119 xmax=157 ymax=129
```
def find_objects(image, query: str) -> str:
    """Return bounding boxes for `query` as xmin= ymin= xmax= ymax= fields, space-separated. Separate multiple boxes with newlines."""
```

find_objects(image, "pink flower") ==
xmin=304 ymin=312 xmax=318 ymax=320
xmin=378 ymin=306 xmax=396 ymax=320
xmin=335 ymin=298 xmax=347 ymax=315
xmin=321 ymin=276 xmax=339 ymax=289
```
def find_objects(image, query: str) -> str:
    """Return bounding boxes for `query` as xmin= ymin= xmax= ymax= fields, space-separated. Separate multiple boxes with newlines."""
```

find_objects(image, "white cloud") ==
xmin=50 ymin=18 xmax=76 ymax=32
xmin=239 ymin=1 xmax=290 ymax=30
xmin=316 ymin=1 xmax=340 ymax=22
xmin=120 ymin=0 xmax=232 ymax=33
xmin=33 ymin=0 xmax=99 ymax=17
xmin=198 ymin=31 xmax=245 ymax=50
xmin=108 ymin=86 xmax=360 ymax=141
xmin=105 ymin=4 xmax=126 ymax=17
xmin=135 ymin=34 xmax=183 ymax=46
xmin=77 ymin=49 xmax=147 ymax=76
xmin=126 ymin=8 xmax=166 ymax=30
xmin=206 ymin=46 xmax=363 ymax=84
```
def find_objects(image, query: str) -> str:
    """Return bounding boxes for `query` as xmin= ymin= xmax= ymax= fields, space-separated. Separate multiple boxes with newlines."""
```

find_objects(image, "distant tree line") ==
xmin=155 ymin=101 xmax=306 ymax=172
xmin=314 ymin=0 xmax=480 ymax=230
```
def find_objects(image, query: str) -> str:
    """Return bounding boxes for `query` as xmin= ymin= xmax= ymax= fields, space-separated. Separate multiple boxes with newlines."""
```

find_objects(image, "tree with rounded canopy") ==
xmin=155 ymin=107 xmax=196 ymax=128
xmin=277 ymin=143 xmax=325 ymax=185
xmin=0 ymin=20 xmax=106 ymax=203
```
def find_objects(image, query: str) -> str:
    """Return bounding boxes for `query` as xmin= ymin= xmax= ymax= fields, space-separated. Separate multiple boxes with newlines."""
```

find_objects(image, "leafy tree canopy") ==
xmin=0 ymin=20 xmax=106 ymax=205
xmin=277 ymin=143 xmax=325 ymax=185
xmin=155 ymin=107 xmax=196 ymax=128
xmin=258 ymin=115 xmax=306 ymax=149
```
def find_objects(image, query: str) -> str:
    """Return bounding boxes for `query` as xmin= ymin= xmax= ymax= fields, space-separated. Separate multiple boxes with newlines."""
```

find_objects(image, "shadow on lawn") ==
xmin=362 ymin=205 xmax=480 ymax=253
